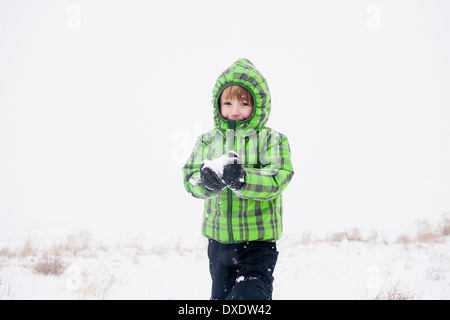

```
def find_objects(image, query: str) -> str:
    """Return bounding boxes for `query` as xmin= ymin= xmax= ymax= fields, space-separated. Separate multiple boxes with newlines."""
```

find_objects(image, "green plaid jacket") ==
xmin=182 ymin=59 xmax=294 ymax=244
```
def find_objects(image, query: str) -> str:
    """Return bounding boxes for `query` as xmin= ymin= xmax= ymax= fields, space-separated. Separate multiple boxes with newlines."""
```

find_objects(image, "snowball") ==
xmin=202 ymin=152 xmax=237 ymax=177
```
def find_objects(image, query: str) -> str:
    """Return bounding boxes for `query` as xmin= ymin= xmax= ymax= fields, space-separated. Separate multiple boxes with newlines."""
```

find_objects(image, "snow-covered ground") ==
xmin=1 ymin=221 xmax=449 ymax=300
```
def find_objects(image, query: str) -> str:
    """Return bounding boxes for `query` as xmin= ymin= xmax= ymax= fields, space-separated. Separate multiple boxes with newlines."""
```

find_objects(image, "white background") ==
xmin=1 ymin=0 xmax=449 ymax=240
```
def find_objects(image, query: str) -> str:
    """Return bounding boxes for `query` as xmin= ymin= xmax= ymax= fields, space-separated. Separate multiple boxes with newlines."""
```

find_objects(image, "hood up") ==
xmin=212 ymin=59 xmax=271 ymax=132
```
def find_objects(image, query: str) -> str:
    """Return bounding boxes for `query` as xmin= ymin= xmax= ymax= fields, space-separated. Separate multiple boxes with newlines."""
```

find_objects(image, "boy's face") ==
xmin=220 ymin=98 xmax=253 ymax=121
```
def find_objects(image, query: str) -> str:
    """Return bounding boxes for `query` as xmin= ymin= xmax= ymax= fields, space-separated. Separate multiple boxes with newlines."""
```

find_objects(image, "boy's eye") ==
xmin=223 ymin=102 xmax=232 ymax=106
xmin=243 ymin=102 xmax=249 ymax=106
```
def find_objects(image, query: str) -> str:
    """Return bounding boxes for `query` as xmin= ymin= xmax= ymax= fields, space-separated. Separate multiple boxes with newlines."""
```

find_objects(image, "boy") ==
xmin=182 ymin=59 xmax=294 ymax=300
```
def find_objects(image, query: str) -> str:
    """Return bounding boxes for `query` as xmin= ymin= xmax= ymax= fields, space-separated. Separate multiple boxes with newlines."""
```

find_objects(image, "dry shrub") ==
xmin=64 ymin=230 xmax=92 ymax=254
xmin=327 ymin=232 xmax=346 ymax=243
xmin=395 ymin=234 xmax=412 ymax=245
xmin=323 ymin=214 xmax=450 ymax=245
xmin=395 ymin=215 xmax=450 ymax=244
xmin=366 ymin=231 xmax=378 ymax=244
xmin=438 ymin=214 xmax=450 ymax=237
xmin=0 ymin=247 xmax=14 ymax=259
xmin=52 ymin=230 xmax=93 ymax=256
xmin=32 ymin=254 xmax=69 ymax=276
xmin=294 ymin=232 xmax=313 ymax=245
xmin=326 ymin=228 xmax=368 ymax=243
xmin=18 ymin=239 xmax=35 ymax=258
xmin=414 ymin=221 xmax=442 ymax=243
xmin=74 ymin=266 xmax=117 ymax=300
xmin=346 ymin=228 xmax=363 ymax=241
xmin=409 ymin=214 xmax=450 ymax=243
xmin=427 ymin=267 xmax=444 ymax=281
xmin=117 ymin=237 xmax=146 ymax=264
xmin=149 ymin=246 xmax=168 ymax=257
xmin=375 ymin=285 xmax=413 ymax=300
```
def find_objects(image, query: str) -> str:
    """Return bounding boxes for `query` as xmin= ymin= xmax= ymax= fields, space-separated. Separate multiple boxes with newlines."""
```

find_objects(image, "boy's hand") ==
xmin=222 ymin=152 xmax=245 ymax=191
xmin=200 ymin=162 xmax=226 ymax=193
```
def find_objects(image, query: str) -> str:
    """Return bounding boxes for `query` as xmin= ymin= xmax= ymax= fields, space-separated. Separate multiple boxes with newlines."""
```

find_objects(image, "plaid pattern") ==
xmin=182 ymin=59 xmax=294 ymax=244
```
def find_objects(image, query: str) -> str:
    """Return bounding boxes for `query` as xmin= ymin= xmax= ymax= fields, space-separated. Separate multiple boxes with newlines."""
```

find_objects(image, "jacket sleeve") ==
xmin=182 ymin=134 xmax=214 ymax=199
xmin=236 ymin=132 xmax=294 ymax=201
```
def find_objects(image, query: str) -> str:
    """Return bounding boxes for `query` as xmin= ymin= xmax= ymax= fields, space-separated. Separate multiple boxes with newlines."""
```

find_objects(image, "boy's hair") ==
xmin=220 ymin=85 xmax=253 ymax=106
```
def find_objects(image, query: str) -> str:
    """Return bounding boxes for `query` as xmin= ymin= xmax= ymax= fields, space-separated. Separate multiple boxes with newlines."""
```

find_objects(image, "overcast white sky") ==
xmin=1 ymin=1 xmax=449 ymax=240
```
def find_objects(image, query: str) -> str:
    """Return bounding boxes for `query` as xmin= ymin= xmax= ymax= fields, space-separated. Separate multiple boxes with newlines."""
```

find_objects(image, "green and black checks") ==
xmin=182 ymin=59 xmax=294 ymax=244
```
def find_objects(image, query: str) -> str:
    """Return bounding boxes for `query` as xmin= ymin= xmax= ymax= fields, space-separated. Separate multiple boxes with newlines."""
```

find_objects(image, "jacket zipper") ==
xmin=227 ymin=188 xmax=234 ymax=243
xmin=226 ymin=120 xmax=236 ymax=243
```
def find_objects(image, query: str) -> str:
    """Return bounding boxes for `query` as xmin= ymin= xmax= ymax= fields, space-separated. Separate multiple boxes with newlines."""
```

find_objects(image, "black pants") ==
xmin=207 ymin=239 xmax=278 ymax=300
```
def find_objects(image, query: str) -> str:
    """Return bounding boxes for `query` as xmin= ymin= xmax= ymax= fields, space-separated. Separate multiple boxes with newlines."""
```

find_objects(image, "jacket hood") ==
xmin=212 ymin=59 xmax=271 ymax=132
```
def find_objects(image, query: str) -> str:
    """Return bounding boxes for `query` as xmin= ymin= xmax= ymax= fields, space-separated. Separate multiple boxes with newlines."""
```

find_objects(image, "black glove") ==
xmin=222 ymin=152 xmax=245 ymax=190
xmin=200 ymin=162 xmax=226 ymax=193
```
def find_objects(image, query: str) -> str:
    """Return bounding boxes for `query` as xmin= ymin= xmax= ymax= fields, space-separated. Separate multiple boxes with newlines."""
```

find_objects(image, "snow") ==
xmin=202 ymin=155 xmax=229 ymax=178
xmin=188 ymin=176 xmax=200 ymax=187
xmin=201 ymin=152 xmax=238 ymax=178
xmin=1 ymin=227 xmax=449 ymax=300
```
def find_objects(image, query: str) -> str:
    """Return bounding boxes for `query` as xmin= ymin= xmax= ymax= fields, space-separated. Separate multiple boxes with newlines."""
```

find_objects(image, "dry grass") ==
xmin=346 ymin=228 xmax=363 ymax=241
xmin=18 ymin=239 xmax=35 ymax=258
xmin=116 ymin=236 xmax=146 ymax=264
xmin=375 ymin=285 xmax=414 ymax=300
xmin=73 ymin=266 xmax=117 ymax=300
xmin=288 ymin=214 xmax=450 ymax=246
xmin=0 ymin=248 xmax=15 ymax=259
xmin=51 ymin=230 xmax=93 ymax=257
xmin=9 ymin=231 xmax=117 ymax=299
xmin=426 ymin=267 xmax=445 ymax=281
xmin=415 ymin=221 xmax=442 ymax=243
xmin=395 ymin=214 xmax=450 ymax=245
xmin=327 ymin=232 xmax=346 ymax=243
xmin=145 ymin=239 xmax=204 ymax=257
xmin=2 ymin=231 xmax=93 ymax=277
xmin=32 ymin=254 xmax=69 ymax=276
xmin=1 ymin=214 xmax=448 ymax=299
xmin=439 ymin=215 xmax=450 ymax=236
xmin=395 ymin=234 xmax=412 ymax=245
xmin=291 ymin=232 xmax=314 ymax=245
xmin=324 ymin=228 xmax=378 ymax=244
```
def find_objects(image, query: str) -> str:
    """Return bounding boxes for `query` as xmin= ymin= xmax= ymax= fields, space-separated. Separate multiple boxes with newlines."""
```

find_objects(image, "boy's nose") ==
xmin=231 ymin=105 xmax=240 ymax=115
